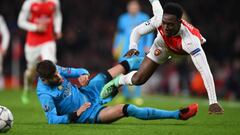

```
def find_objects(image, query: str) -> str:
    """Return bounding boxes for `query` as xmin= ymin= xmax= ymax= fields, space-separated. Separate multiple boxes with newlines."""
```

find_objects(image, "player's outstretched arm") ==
xmin=149 ymin=0 xmax=163 ymax=27
xmin=187 ymin=45 xmax=224 ymax=114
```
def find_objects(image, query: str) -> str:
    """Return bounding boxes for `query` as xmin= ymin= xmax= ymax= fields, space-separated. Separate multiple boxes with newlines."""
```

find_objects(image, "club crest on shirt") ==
xmin=57 ymin=85 xmax=63 ymax=90
xmin=154 ymin=49 xmax=161 ymax=56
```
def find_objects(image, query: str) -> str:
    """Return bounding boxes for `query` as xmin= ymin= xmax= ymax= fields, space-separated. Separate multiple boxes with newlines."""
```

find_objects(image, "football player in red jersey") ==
xmin=101 ymin=0 xmax=224 ymax=114
xmin=18 ymin=0 xmax=62 ymax=104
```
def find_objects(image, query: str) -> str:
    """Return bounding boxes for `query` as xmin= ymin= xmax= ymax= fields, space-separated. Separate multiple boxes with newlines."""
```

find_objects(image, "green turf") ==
xmin=0 ymin=90 xmax=240 ymax=135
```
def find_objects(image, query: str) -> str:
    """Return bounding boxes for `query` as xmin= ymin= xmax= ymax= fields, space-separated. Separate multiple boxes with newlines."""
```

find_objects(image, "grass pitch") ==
xmin=0 ymin=90 xmax=240 ymax=135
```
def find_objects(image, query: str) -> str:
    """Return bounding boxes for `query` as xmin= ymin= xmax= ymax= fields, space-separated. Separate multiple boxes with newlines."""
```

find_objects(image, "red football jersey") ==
xmin=26 ymin=1 xmax=56 ymax=46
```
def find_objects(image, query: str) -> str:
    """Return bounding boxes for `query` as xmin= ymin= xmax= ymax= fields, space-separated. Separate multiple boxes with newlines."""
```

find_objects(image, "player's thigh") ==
xmin=98 ymin=104 xmax=125 ymax=123
xmin=40 ymin=41 xmax=57 ymax=63
xmin=147 ymin=42 xmax=170 ymax=65
xmin=25 ymin=45 xmax=41 ymax=70
xmin=87 ymin=73 xmax=111 ymax=94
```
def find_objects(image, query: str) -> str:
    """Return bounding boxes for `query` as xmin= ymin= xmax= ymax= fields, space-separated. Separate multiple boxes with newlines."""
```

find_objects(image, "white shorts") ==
xmin=147 ymin=36 xmax=188 ymax=64
xmin=146 ymin=36 xmax=174 ymax=64
xmin=25 ymin=41 xmax=57 ymax=69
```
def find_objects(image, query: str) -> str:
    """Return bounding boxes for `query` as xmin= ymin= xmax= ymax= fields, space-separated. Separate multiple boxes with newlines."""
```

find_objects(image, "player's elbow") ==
xmin=152 ymin=16 xmax=162 ymax=28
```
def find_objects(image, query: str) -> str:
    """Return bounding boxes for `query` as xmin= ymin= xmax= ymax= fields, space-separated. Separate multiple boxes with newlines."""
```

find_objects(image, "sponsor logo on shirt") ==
xmin=145 ymin=20 xmax=151 ymax=26
xmin=57 ymin=85 xmax=63 ymax=90
xmin=43 ymin=105 xmax=50 ymax=112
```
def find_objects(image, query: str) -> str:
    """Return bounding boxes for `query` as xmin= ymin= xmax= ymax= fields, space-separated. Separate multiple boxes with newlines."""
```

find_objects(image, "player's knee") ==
xmin=132 ymin=73 xmax=148 ymax=85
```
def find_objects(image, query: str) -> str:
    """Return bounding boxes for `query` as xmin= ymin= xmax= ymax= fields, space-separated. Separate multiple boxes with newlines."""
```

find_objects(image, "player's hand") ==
xmin=209 ymin=103 xmax=224 ymax=114
xmin=55 ymin=32 xmax=62 ymax=40
xmin=36 ymin=23 xmax=47 ymax=33
xmin=78 ymin=74 xmax=90 ymax=86
xmin=123 ymin=49 xmax=139 ymax=58
xmin=76 ymin=102 xmax=91 ymax=116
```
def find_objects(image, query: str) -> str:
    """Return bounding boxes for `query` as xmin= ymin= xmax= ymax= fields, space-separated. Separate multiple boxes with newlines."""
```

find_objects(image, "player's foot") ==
xmin=100 ymin=76 xmax=120 ymax=99
xmin=21 ymin=92 xmax=29 ymax=104
xmin=208 ymin=103 xmax=224 ymax=114
xmin=179 ymin=103 xmax=198 ymax=120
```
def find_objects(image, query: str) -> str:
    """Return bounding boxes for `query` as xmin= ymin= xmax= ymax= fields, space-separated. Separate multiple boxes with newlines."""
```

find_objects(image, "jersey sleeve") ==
xmin=129 ymin=18 xmax=156 ymax=50
xmin=17 ymin=0 xmax=38 ymax=32
xmin=0 ymin=15 xmax=10 ymax=51
xmin=53 ymin=0 xmax=62 ymax=34
xmin=38 ymin=94 xmax=70 ymax=124
xmin=142 ymin=15 xmax=154 ymax=49
xmin=182 ymin=35 xmax=217 ymax=105
xmin=149 ymin=0 xmax=163 ymax=28
xmin=56 ymin=65 xmax=89 ymax=78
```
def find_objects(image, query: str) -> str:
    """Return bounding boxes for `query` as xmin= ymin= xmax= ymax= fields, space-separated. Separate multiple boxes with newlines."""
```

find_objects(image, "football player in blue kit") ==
xmin=36 ymin=57 xmax=198 ymax=124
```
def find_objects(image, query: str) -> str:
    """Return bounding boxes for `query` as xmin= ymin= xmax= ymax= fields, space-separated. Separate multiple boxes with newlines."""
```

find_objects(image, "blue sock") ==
xmin=126 ymin=56 xmax=144 ymax=71
xmin=125 ymin=104 xmax=180 ymax=120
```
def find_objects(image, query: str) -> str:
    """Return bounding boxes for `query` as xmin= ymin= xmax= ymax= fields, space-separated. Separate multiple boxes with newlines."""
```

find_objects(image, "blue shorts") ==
xmin=77 ymin=72 xmax=112 ymax=123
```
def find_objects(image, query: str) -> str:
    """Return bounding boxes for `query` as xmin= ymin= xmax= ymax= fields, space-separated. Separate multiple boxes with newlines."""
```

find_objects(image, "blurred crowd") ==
xmin=0 ymin=0 xmax=239 ymax=100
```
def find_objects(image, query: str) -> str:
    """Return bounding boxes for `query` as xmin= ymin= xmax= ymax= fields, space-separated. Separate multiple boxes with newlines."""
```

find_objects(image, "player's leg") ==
xmin=107 ymin=56 xmax=144 ymax=78
xmin=100 ymin=56 xmax=144 ymax=99
xmin=97 ymin=103 xmax=198 ymax=123
xmin=101 ymin=38 xmax=170 ymax=99
xmin=40 ymin=41 xmax=57 ymax=63
xmin=22 ymin=45 xmax=41 ymax=104
xmin=82 ymin=56 xmax=144 ymax=105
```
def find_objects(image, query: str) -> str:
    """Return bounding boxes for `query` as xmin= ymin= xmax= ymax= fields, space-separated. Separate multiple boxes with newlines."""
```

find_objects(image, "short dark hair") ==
xmin=36 ymin=60 xmax=56 ymax=79
xmin=163 ymin=2 xmax=183 ymax=20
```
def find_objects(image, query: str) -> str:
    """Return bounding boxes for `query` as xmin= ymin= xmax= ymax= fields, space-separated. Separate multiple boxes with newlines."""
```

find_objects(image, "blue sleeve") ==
xmin=56 ymin=65 xmax=89 ymax=78
xmin=38 ymin=94 xmax=70 ymax=124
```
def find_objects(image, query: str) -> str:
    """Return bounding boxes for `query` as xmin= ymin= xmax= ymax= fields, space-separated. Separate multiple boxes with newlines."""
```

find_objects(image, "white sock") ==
xmin=118 ymin=71 xmax=137 ymax=85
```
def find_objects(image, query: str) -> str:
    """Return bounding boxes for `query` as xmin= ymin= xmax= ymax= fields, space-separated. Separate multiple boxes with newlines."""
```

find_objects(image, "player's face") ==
xmin=46 ymin=72 xmax=63 ymax=86
xmin=162 ymin=13 xmax=181 ymax=37
xmin=127 ymin=1 xmax=140 ymax=15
